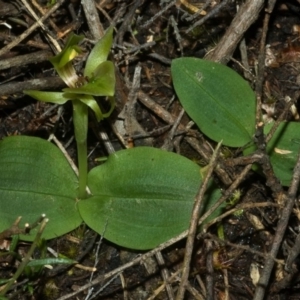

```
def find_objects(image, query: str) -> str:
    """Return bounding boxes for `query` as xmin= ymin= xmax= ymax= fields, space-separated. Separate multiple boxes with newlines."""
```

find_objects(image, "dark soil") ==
xmin=1 ymin=0 xmax=300 ymax=299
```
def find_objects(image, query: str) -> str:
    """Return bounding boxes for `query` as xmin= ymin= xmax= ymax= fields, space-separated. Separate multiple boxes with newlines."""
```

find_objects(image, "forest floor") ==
xmin=1 ymin=0 xmax=300 ymax=299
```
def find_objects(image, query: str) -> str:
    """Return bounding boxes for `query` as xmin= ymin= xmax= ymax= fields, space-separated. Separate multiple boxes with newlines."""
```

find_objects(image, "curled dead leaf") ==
xmin=274 ymin=148 xmax=292 ymax=155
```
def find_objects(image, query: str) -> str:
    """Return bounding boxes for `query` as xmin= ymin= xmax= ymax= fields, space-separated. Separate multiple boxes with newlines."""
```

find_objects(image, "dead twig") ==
xmin=285 ymin=231 xmax=300 ymax=271
xmin=161 ymin=108 xmax=185 ymax=151
xmin=19 ymin=0 xmax=61 ymax=52
xmin=253 ymin=122 xmax=283 ymax=198
xmin=205 ymin=231 xmax=284 ymax=265
xmin=0 ymin=50 xmax=52 ymax=71
xmin=205 ymin=0 xmax=265 ymax=63
xmin=81 ymin=0 xmax=104 ymax=40
xmin=265 ymin=99 xmax=296 ymax=144
xmin=205 ymin=239 xmax=214 ymax=300
xmin=253 ymin=149 xmax=300 ymax=300
xmin=155 ymin=251 xmax=176 ymax=299
xmin=115 ymin=0 xmax=144 ymax=45
xmin=0 ymin=217 xmax=24 ymax=241
xmin=140 ymin=0 xmax=176 ymax=29
xmin=176 ymin=141 xmax=222 ymax=300
xmin=186 ymin=0 xmax=230 ymax=33
xmin=197 ymin=164 xmax=253 ymax=236
xmin=114 ymin=65 xmax=153 ymax=148
xmin=0 ymin=77 xmax=65 ymax=96
xmin=0 ymin=0 xmax=65 ymax=57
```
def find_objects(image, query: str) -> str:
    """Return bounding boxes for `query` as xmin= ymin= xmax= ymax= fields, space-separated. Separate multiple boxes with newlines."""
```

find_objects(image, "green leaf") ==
xmin=79 ymin=147 xmax=222 ymax=250
xmin=48 ymin=33 xmax=83 ymax=88
xmin=84 ymin=27 xmax=114 ymax=78
xmin=171 ymin=58 xmax=256 ymax=147
xmin=49 ymin=33 xmax=84 ymax=69
xmin=64 ymin=61 xmax=115 ymax=96
xmin=244 ymin=122 xmax=300 ymax=186
xmin=101 ymin=96 xmax=115 ymax=118
xmin=79 ymin=95 xmax=103 ymax=122
xmin=23 ymin=90 xmax=69 ymax=104
xmin=0 ymin=136 xmax=82 ymax=241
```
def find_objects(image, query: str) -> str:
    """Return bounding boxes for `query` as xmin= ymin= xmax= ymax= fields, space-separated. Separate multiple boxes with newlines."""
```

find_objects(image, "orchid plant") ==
xmin=0 ymin=37 xmax=229 ymax=252
xmin=24 ymin=27 xmax=115 ymax=199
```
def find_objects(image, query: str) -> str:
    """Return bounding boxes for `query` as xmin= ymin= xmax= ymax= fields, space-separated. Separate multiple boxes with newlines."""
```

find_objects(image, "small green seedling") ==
xmin=0 ymin=233 xmax=75 ymax=298
xmin=226 ymin=190 xmax=244 ymax=216
xmin=46 ymin=0 xmax=56 ymax=6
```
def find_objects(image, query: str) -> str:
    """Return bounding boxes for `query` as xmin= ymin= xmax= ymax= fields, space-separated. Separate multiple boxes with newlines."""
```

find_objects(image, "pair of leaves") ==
xmin=0 ymin=136 xmax=222 ymax=250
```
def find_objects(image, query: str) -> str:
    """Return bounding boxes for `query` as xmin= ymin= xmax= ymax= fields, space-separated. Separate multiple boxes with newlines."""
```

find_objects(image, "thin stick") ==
xmin=155 ymin=251 xmax=175 ymax=299
xmin=19 ymin=0 xmax=61 ymax=52
xmin=0 ymin=0 xmax=65 ymax=57
xmin=140 ymin=0 xmax=176 ymax=29
xmin=186 ymin=0 xmax=230 ymax=33
xmin=205 ymin=0 xmax=264 ymax=63
xmin=176 ymin=141 xmax=222 ymax=300
xmin=205 ymin=232 xmax=284 ymax=265
xmin=49 ymin=134 xmax=79 ymax=177
xmin=253 ymin=149 xmax=300 ymax=300
xmin=203 ymin=202 xmax=279 ymax=231
xmin=81 ymin=0 xmax=104 ymax=40
xmin=161 ymin=108 xmax=185 ymax=151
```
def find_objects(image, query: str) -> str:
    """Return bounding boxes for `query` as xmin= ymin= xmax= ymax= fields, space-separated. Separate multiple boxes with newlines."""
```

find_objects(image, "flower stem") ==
xmin=72 ymin=100 xmax=88 ymax=199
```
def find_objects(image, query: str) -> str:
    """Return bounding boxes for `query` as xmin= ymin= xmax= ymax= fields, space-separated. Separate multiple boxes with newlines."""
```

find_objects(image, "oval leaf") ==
xmin=171 ymin=58 xmax=256 ymax=147
xmin=0 ymin=136 xmax=82 ymax=241
xmin=79 ymin=147 xmax=221 ymax=250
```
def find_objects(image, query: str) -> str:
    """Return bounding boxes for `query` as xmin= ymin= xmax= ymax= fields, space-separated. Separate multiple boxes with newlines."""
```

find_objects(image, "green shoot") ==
xmin=24 ymin=27 xmax=115 ymax=199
